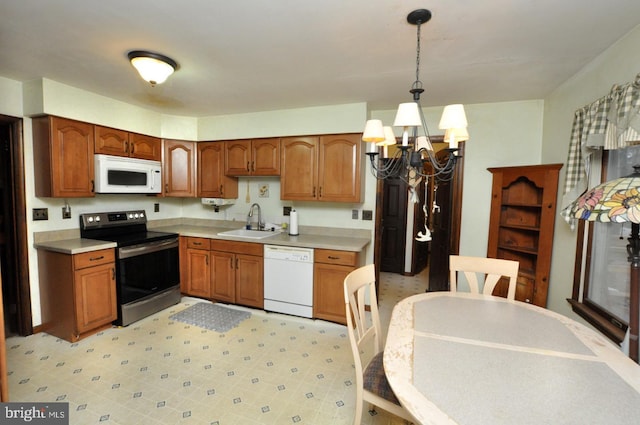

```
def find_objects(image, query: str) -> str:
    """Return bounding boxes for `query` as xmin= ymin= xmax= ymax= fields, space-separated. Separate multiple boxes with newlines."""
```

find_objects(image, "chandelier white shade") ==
xmin=438 ymin=104 xmax=468 ymax=130
xmin=128 ymin=51 xmax=178 ymax=86
xmin=362 ymin=9 xmax=469 ymax=184
xmin=393 ymin=102 xmax=423 ymax=127
xmin=362 ymin=119 xmax=385 ymax=143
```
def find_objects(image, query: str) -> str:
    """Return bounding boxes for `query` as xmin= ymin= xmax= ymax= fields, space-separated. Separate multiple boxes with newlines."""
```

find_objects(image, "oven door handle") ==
xmin=118 ymin=238 xmax=179 ymax=259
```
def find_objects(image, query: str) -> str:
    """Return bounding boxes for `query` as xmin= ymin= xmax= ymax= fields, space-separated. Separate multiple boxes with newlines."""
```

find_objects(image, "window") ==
xmin=570 ymin=146 xmax=640 ymax=344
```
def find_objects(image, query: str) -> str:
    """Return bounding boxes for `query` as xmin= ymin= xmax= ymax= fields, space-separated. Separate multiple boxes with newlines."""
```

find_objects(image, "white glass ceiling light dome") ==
xmin=127 ymin=51 xmax=178 ymax=86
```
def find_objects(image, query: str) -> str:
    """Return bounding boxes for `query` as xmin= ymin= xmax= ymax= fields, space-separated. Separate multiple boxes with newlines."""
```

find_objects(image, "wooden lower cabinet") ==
xmin=38 ymin=248 xmax=117 ymax=342
xmin=313 ymin=249 xmax=359 ymax=324
xmin=211 ymin=240 xmax=264 ymax=309
xmin=181 ymin=237 xmax=264 ymax=309
xmin=181 ymin=237 xmax=211 ymax=298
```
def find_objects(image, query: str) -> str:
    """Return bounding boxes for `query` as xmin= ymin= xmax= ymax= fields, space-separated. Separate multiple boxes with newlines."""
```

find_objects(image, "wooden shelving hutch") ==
xmin=487 ymin=164 xmax=562 ymax=307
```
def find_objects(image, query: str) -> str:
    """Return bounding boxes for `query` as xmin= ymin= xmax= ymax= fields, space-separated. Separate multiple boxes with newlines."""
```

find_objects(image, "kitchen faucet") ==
xmin=246 ymin=203 xmax=264 ymax=230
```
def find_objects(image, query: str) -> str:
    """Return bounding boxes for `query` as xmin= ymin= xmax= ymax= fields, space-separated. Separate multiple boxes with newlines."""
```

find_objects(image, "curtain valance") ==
xmin=562 ymin=73 xmax=640 ymax=226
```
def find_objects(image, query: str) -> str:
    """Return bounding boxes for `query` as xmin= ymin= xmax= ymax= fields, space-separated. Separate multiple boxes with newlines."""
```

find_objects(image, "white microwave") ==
xmin=94 ymin=154 xmax=162 ymax=194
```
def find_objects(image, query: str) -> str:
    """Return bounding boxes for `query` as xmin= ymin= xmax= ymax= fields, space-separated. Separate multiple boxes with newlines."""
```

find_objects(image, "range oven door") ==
xmin=117 ymin=237 xmax=180 ymax=305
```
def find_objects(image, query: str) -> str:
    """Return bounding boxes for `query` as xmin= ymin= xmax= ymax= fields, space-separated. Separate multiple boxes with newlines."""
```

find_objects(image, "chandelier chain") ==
xmin=413 ymin=22 xmax=422 ymax=91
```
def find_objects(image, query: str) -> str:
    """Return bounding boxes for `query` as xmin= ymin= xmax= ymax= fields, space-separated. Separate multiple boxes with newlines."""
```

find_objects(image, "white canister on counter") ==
xmin=289 ymin=209 xmax=299 ymax=236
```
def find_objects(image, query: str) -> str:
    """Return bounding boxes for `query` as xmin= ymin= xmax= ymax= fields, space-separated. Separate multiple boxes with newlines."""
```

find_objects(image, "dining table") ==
xmin=383 ymin=292 xmax=640 ymax=425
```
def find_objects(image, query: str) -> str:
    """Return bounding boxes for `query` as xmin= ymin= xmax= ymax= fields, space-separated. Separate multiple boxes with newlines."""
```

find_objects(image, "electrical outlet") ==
xmin=352 ymin=209 xmax=359 ymax=219
xmin=283 ymin=206 xmax=292 ymax=216
xmin=62 ymin=206 xmax=71 ymax=219
xmin=154 ymin=203 xmax=160 ymax=212
xmin=362 ymin=210 xmax=373 ymax=221
xmin=33 ymin=208 xmax=48 ymax=221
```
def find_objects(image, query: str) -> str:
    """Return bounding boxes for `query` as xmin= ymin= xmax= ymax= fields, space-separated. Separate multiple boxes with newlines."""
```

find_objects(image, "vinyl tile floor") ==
xmin=6 ymin=270 xmax=428 ymax=425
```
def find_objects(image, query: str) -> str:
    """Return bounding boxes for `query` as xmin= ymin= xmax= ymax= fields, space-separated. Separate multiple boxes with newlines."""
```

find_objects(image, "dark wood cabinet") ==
xmin=32 ymin=116 xmax=95 ymax=197
xmin=197 ymin=142 xmax=238 ymax=198
xmin=487 ymin=164 xmax=562 ymax=307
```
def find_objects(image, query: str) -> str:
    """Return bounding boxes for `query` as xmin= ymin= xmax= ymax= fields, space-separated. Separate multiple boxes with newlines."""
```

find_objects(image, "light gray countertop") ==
xmin=158 ymin=224 xmax=370 ymax=252
xmin=34 ymin=238 xmax=117 ymax=254
xmin=34 ymin=222 xmax=370 ymax=254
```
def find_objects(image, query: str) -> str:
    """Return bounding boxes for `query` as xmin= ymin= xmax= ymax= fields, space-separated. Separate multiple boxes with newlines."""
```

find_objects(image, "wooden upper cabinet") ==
xmin=32 ymin=116 xmax=95 ymax=197
xmin=129 ymin=133 xmax=162 ymax=161
xmin=225 ymin=138 xmax=280 ymax=176
xmin=198 ymin=142 xmax=238 ymax=199
xmin=318 ymin=134 xmax=361 ymax=202
xmin=280 ymin=133 xmax=362 ymax=202
xmin=95 ymin=125 xmax=161 ymax=161
xmin=163 ymin=139 xmax=196 ymax=197
xmin=280 ymin=136 xmax=319 ymax=200
xmin=94 ymin=126 xmax=129 ymax=157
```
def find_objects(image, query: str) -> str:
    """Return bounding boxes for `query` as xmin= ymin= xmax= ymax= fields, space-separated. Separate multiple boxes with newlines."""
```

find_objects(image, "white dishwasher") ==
xmin=264 ymin=245 xmax=314 ymax=318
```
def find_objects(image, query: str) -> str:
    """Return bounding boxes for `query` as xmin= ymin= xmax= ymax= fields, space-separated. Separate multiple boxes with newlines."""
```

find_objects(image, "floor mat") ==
xmin=168 ymin=302 xmax=251 ymax=332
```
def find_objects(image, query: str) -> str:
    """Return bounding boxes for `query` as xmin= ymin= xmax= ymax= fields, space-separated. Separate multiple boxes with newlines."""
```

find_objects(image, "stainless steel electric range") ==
xmin=79 ymin=210 xmax=180 ymax=326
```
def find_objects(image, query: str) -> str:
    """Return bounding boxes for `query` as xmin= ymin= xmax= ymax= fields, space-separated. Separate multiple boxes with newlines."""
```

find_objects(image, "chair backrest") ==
xmin=344 ymin=264 xmax=382 ymax=380
xmin=449 ymin=255 xmax=519 ymax=300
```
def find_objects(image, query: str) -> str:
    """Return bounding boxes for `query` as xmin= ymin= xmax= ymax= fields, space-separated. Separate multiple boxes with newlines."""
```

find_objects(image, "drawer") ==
xmin=74 ymin=248 xmax=115 ymax=269
xmin=211 ymin=239 xmax=263 ymax=256
xmin=186 ymin=237 xmax=211 ymax=250
xmin=314 ymin=249 xmax=357 ymax=266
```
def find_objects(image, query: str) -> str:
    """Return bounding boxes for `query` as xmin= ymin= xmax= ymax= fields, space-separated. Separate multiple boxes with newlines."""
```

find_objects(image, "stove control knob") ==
xmin=95 ymin=216 xmax=101 ymax=222
xmin=140 ymin=212 xmax=145 ymax=218
xmin=134 ymin=213 xmax=139 ymax=219
xmin=87 ymin=217 xmax=93 ymax=223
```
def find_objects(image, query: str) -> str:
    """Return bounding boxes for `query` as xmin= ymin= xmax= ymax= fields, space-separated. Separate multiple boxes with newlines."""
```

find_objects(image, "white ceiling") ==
xmin=2 ymin=1 xmax=640 ymax=117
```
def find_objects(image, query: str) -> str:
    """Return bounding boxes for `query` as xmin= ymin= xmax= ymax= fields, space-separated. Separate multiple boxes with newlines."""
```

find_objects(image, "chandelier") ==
xmin=362 ymin=9 xmax=469 ymax=185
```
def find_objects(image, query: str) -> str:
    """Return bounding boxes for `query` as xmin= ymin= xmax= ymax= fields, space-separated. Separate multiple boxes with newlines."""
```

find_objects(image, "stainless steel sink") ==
xmin=217 ymin=228 xmax=280 ymax=240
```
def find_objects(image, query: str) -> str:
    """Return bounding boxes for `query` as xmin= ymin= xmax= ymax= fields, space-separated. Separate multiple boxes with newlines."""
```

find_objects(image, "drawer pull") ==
xmin=193 ymin=242 xmax=202 ymax=246
xmin=328 ymin=256 xmax=340 ymax=260
xmin=90 ymin=255 xmax=105 ymax=261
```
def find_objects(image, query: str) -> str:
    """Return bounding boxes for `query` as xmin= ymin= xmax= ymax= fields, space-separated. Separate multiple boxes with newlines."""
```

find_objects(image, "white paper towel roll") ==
xmin=289 ymin=209 xmax=299 ymax=236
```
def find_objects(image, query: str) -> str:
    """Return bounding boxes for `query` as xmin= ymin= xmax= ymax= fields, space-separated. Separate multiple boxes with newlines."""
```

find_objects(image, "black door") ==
xmin=380 ymin=172 xmax=407 ymax=273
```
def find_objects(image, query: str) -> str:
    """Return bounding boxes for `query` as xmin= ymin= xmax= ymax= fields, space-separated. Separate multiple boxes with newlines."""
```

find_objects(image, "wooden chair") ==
xmin=449 ymin=255 xmax=519 ymax=300
xmin=344 ymin=264 xmax=414 ymax=425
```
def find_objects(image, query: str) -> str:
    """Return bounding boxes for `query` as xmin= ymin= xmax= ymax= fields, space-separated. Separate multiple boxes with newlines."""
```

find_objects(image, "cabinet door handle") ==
xmin=220 ymin=185 xmax=223 ymax=195
xmin=90 ymin=255 xmax=105 ymax=261
xmin=124 ymin=141 xmax=128 ymax=154
xmin=235 ymin=258 xmax=239 ymax=269
xmin=319 ymin=186 xmax=322 ymax=198
xmin=251 ymin=161 xmax=255 ymax=172
xmin=130 ymin=143 xmax=135 ymax=154
xmin=246 ymin=161 xmax=250 ymax=172
xmin=111 ymin=267 xmax=115 ymax=280
xmin=91 ymin=180 xmax=95 ymax=193
xmin=313 ymin=186 xmax=316 ymax=197
xmin=206 ymin=256 xmax=209 ymax=266
xmin=165 ymin=183 xmax=169 ymax=193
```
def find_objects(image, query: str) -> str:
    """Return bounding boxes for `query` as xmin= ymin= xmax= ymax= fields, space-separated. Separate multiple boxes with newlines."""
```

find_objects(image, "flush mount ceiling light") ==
xmin=362 ymin=9 xmax=469 ymax=184
xmin=127 ymin=50 xmax=178 ymax=86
